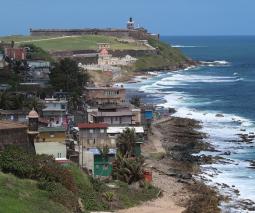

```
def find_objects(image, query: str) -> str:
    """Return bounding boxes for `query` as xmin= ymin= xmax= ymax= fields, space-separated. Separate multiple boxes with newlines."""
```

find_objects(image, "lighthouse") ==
xmin=127 ymin=17 xmax=135 ymax=30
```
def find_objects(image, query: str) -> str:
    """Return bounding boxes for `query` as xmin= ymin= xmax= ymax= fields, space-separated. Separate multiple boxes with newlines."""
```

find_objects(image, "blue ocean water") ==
xmin=124 ymin=36 xmax=255 ymax=212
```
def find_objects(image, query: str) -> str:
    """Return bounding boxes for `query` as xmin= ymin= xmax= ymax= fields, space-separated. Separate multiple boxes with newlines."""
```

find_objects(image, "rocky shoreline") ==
xmin=151 ymin=116 xmax=222 ymax=213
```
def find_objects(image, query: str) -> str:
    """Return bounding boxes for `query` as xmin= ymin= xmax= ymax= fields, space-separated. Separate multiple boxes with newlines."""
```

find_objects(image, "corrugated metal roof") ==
xmin=88 ymin=148 xmax=116 ymax=155
xmin=107 ymin=126 xmax=144 ymax=134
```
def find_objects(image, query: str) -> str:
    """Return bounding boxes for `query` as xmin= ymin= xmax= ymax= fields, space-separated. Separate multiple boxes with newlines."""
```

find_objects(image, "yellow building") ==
xmin=36 ymin=127 xmax=66 ymax=143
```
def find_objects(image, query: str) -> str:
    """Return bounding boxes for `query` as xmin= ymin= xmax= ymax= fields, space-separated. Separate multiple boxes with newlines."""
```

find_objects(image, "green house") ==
xmin=80 ymin=148 xmax=116 ymax=177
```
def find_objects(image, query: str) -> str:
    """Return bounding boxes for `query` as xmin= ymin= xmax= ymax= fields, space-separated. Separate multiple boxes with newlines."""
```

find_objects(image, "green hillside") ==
xmin=135 ymin=38 xmax=193 ymax=71
xmin=0 ymin=35 xmax=149 ymax=52
xmin=0 ymin=172 xmax=70 ymax=213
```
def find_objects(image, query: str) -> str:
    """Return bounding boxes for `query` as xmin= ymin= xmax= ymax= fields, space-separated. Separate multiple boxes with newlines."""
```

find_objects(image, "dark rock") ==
xmin=216 ymin=113 xmax=224 ymax=117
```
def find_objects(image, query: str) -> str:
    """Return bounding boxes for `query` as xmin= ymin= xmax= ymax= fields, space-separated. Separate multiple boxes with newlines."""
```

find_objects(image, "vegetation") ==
xmin=112 ymin=154 xmax=145 ymax=184
xmin=20 ymin=43 xmax=54 ymax=61
xmin=0 ymin=172 xmax=71 ymax=213
xmin=0 ymin=92 xmax=44 ymax=111
xmin=49 ymin=58 xmax=89 ymax=95
xmin=184 ymin=182 xmax=221 ymax=213
xmin=0 ymin=35 xmax=150 ymax=51
xmin=135 ymin=37 xmax=190 ymax=71
xmin=130 ymin=96 xmax=141 ymax=107
xmin=116 ymin=128 xmax=137 ymax=157
xmin=0 ymin=146 xmax=159 ymax=212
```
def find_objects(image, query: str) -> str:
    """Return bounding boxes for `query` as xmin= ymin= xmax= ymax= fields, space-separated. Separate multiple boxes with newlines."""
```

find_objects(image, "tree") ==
xmin=112 ymin=154 xmax=144 ymax=184
xmin=98 ymin=145 xmax=110 ymax=160
xmin=130 ymin=96 xmax=141 ymax=107
xmin=49 ymin=58 xmax=89 ymax=95
xmin=116 ymin=128 xmax=137 ymax=158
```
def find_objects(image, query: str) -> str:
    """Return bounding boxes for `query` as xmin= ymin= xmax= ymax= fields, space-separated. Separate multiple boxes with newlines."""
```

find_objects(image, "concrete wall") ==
xmin=34 ymin=142 xmax=66 ymax=159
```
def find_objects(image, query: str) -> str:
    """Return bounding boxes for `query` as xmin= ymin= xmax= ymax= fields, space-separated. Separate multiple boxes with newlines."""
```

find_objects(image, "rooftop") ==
xmin=0 ymin=120 xmax=27 ymax=130
xmin=92 ymin=111 xmax=132 ymax=117
xmin=87 ymin=148 xmax=116 ymax=155
xmin=107 ymin=126 xmax=144 ymax=134
xmin=85 ymin=86 xmax=124 ymax=91
xmin=78 ymin=123 xmax=108 ymax=129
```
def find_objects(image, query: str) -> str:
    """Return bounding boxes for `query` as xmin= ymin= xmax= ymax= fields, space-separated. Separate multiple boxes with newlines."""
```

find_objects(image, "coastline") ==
xmin=121 ymin=61 xmax=255 ymax=212
xmin=118 ymin=116 xmax=221 ymax=213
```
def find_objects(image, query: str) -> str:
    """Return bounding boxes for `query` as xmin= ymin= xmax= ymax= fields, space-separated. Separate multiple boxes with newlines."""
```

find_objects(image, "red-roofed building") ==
xmin=78 ymin=123 xmax=111 ymax=148
xmin=78 ymin=123 xmax=108 ymax=129
xmin=99 ymin=48 xmax=109 ymax=56
xmin=4 ymin=47 xmax=26 ymax=60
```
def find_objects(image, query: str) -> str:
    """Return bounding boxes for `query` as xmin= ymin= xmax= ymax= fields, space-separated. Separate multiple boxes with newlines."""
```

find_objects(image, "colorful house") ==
xmin=78 ymin=123 xmax=110 ymax=148
xmin=79 ymin=148 xmax=116 ymax=177
xmin=37 ymin=127 xmax=66 ymax=142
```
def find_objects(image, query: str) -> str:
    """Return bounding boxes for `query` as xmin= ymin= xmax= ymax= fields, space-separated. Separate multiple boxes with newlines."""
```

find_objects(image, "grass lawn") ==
xmin=0 ymin=172 xmax=70 ymax=213
xmin=0 ymin=35 xmax=149 ymax=52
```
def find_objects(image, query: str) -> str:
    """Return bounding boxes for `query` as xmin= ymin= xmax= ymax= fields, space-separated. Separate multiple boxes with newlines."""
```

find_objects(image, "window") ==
xmin=89 ymin=129 xmax=94 ymax=133
xmin=57 ymin=153 xmax=62 ymax=158
xmin=100 ymin=129 xmax=105 ymax=133
xmin=93 ymin=139 xmax=96 ymax=145
xmin=103 ymin=165 xmax=109 ymax=170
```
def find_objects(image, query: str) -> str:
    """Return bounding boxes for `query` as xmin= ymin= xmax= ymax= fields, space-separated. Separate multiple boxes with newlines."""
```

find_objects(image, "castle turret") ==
xmin=28 ymin=108 xmax=39 ymax=133
xmin=27 ymin=108 xmax=39 ymax=153
xmin=127 ymin=17 xmax=135 ymax=30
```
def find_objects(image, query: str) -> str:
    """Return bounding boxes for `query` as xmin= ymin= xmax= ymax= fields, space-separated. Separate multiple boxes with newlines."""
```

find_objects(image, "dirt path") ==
xmin=118 ymin=118 xmax=186 ymax=213
xmin=16 ymin=35 xmax=81 ymax=44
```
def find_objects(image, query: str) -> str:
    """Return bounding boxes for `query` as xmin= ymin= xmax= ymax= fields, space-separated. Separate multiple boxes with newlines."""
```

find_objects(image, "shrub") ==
xmin=38 ymin=181 xmax=80 ymax=211
xmin=0 ymin=146 xmax=37 ymax=178
xmin=0 ymin=146 xmax=77 ymax=193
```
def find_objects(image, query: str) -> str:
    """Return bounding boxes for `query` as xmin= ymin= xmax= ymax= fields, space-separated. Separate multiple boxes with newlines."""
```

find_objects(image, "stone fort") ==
xmin=30 ymin=18 xmax=158 ymax=40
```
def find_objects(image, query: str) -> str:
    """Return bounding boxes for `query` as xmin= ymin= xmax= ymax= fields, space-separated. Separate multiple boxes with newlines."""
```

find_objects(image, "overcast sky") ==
xmin=1 ymin=0 xmax=255 ymax=36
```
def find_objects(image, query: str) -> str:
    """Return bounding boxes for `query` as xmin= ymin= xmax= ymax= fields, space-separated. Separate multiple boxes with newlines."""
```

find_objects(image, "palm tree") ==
xmin=116 ymin=128 xmax=137 ymax=158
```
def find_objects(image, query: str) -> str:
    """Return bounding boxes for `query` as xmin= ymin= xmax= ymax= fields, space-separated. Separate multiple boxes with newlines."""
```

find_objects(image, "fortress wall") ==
xmin=30 ymin=28 xmax=152 ymax=40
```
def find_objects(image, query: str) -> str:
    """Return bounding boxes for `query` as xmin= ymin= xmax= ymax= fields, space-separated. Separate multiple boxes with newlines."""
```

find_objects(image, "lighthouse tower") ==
xmin=127 ymin=17 xmax=135 ymax=30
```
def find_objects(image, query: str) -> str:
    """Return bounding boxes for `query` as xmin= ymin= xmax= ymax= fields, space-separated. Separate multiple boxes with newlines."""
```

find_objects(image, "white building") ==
xmin=34 ymin=142 xmax=67 ymax=160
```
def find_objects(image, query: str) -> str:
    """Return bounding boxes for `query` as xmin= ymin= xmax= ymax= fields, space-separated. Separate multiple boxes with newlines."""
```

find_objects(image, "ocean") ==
xmin=123 ymin=36 xmax=255 ymax=212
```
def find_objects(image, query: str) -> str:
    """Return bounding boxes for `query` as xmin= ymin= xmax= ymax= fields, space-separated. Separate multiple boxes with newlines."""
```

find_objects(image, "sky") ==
xmin=1 ymin=0 xmax=255 ymax=36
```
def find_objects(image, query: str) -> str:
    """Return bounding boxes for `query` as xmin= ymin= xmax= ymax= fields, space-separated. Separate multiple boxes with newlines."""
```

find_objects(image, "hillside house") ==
xmin=86 ymin=104 xmax=141 ymax=126
xmin=84 ymin=86 xmax=126 ymax=106
xmin=4 ymin=47 xmax=26 ymax=60
xmin=42 ymin=98 xmax=68 ymax=127
xmin=79 ymin=148 xmax=116 ymax=177
xmin=27 ymin=60 xmax=50 ymax=85
xmin=0 ymin=53 xmax=6 ymax=69
xmin=0 ymin=109 xmax=28 ymax=123
xmin=107 ymin=126 xmax=144 ymax=157
xmin=78 ymin=123 xmax=111 ymax=148
xmin=36 ymin=127 xmax=66 ymax=143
